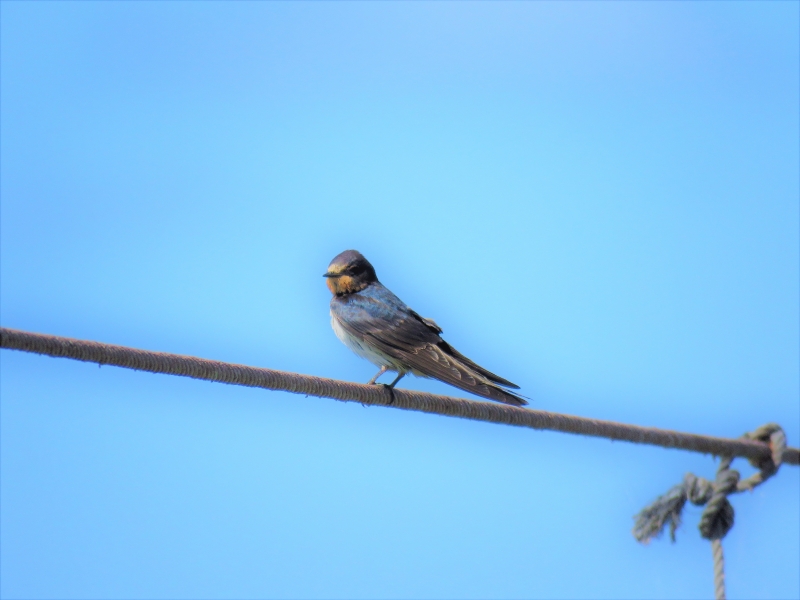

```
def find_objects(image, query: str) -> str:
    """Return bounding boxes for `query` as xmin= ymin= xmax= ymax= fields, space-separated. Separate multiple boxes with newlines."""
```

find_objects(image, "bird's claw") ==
xmin=380 ymin=383 xmax=396 ymax=405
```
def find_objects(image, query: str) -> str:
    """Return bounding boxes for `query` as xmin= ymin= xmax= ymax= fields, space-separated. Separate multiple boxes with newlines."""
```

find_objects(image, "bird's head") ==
xmin=323 ymin=250 xmax=378 ymax=296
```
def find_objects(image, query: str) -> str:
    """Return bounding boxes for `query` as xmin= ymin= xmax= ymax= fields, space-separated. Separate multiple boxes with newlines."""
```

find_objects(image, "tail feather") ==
xmin=471 ymin=381 xmax=528 ymax=406
xmin=444 ymin=344 xmax=521 ymax=390
xmin=407 ymin=342 xmax=528 ymax=406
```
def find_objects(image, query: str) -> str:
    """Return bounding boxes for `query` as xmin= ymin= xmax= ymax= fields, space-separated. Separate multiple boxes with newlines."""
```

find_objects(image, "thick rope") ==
xmin=2 ymin=327 xmax=798 ymax=466
xmin=633 ymin=424 xmax=788 ymax=600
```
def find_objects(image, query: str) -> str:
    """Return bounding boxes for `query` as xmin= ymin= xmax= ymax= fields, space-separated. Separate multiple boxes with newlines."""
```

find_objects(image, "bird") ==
xmin=323 ymin=249 xmax=527 ymax=406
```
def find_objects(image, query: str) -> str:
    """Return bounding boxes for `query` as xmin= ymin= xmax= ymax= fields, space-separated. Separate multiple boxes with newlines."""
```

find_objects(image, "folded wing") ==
xmin=331 ymin=291 xmax=527 ymax=406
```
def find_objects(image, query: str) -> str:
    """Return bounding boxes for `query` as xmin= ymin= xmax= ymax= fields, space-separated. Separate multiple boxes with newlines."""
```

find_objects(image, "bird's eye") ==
xmin=348 ymin=264 xmax=363 ymax=275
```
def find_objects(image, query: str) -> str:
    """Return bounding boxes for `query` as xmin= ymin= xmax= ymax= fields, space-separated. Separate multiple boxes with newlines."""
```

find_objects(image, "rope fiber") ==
xmin=712 ymin=539 xmax=726 ymax=600
xmin=2 ymin=327 xmax=798 ymax=466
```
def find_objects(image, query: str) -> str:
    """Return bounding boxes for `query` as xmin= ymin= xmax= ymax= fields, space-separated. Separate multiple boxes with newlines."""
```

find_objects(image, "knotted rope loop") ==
xmin=633 ymin=424 xmax=786 ymax=545
xmin=634 ymin=424 xmax=787 ymax=600
xmin=698 ymin=465 xmax=738 ymax=541
xmin=632 ymin=469 xmax=732 ymax=545
xmin=741 ymin=423 xmax=785 ymax=488
xmin=630 ymin=473 xmax=714 ymax=543
xmin=684 ymin=472 xmax=714 ymax=506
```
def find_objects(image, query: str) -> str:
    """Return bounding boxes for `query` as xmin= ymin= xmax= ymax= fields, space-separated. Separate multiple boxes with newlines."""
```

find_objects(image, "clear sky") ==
xmin=1 ymin=2 xmax=798 ymax=599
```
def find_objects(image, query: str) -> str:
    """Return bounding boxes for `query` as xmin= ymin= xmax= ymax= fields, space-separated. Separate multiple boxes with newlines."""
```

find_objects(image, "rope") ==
xmin=2 ymin=327 xmax=798 ymax=466
xmin=712 ymin=539 xmax=725 ymax=600
xmin=633 ymin=423 xmax=788 ymax=599
xmin=3 ymin=327 xmax=796 ymax=598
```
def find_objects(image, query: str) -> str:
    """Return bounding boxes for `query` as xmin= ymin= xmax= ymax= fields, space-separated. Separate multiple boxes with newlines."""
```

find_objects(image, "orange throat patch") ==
xmin=326 ymin=275 xmax=368 ymax=296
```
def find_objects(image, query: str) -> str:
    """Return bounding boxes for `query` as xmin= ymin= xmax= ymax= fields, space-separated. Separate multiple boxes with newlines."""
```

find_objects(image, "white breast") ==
xmin=331 ymin=312 xmax=402 ymax=371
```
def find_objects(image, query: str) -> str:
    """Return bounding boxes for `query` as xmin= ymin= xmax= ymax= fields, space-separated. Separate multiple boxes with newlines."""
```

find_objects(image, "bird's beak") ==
xmin=323 ymin=272 xmax=336 ymax=278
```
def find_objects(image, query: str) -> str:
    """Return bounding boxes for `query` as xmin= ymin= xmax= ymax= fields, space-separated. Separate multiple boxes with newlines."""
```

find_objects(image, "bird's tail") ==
xmin=473 ymin=382 xmax=528 ymax=406
xmin=412 ymin=342 xmax=529 ymax=406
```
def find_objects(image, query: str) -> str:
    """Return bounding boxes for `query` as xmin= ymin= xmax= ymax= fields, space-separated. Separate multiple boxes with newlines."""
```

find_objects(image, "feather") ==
xmin=330 ymin=283 xmax=527 ymax=406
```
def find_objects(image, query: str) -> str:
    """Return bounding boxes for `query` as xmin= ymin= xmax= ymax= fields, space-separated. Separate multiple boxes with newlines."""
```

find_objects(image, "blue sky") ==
xmin=1 ymin=2 xmax=798 ymax=598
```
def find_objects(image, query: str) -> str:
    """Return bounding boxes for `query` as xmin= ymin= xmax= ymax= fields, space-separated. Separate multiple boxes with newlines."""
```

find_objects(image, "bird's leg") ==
xmin=385 ymin=372 xmax=405 ymax=389
xmin=366 ymin=366 xmax=388 ymax=385
xmin=381 ymin=372 xmax=405 ymax=405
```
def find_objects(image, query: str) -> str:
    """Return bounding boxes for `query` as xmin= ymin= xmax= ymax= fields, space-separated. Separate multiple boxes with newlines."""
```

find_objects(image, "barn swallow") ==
xmin=324 ymin=250 xmax=527 ymax=406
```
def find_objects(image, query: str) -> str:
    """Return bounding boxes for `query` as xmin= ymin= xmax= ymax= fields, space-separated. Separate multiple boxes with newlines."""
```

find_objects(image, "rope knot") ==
xmin=743 ymin=423 xmax=785 ymax=481
xmin=634 ymin=422 xmax=789 ymax=600
xmin=684 ymin=473 xmax=714 ymax=505
xmin=698 ymin=467 xmax=738 ymax=541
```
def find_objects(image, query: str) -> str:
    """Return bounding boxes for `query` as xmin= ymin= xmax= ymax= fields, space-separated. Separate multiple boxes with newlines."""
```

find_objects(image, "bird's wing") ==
xmin=331 ymin=292 xmax=527 ymax=406
xmin=408 ymin=309 xmax=443 ymax=334
xmin=409 ymin=308 xmax=519 ymax=389
xmin=440 ymin=343 xmax=520 ymax=389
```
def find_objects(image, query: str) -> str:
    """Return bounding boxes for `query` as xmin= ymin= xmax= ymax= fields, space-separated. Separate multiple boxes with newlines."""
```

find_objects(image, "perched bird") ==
xmin=324 ymin=249 xmax=527 ymax=406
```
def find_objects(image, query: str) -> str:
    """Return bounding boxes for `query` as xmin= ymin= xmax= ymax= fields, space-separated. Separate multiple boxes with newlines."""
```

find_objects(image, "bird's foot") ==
xmin=380 ymin=383 xmax=396 ymax=405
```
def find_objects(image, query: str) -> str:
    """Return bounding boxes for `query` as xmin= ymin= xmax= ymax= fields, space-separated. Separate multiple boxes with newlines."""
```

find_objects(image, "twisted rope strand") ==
xmin=712 ymin=539 xmax=726 ymax=600
xmin=2 ymin=327 xmax=798 ymax=466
